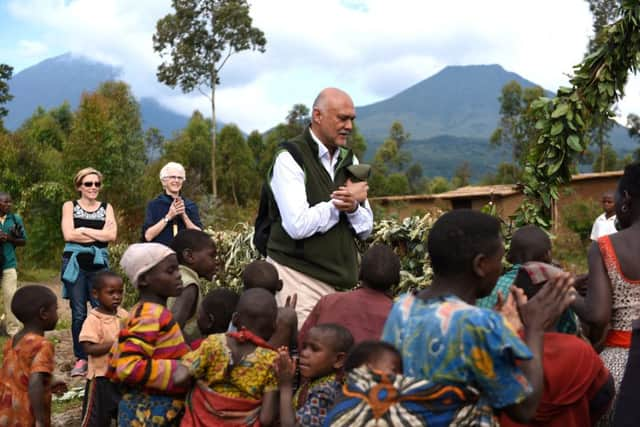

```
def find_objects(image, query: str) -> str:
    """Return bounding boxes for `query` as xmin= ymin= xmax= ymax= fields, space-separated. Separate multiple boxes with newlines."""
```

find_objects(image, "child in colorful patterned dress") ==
xmin=275 ymin=323 xmax=354 ymax=427
xmin=108 ymin=243 xmax=191 ymax=427
xmin=79 ymin=271 xmax=128 ymax=427
xmin=0 ymin=285 xmax=61 ymax=427
xmin=179 ymin=288 xmax=279 ymax=426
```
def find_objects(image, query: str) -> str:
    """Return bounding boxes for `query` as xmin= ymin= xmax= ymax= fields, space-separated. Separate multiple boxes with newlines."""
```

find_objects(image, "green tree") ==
xmin=452 ymin=161 xmax=472 ymax=188
xmin=627 ymin=113 xmax=640 ymax=159
xmin=370 ymin=121 xmax=421 ymax=196
xmin=247 ymin=130 xmax=264 ymax=167
xmin=17 ymin=105 xmax=70 ymax=151
xmin=0 ymin=64 xmax=14 ymax=131
xmin=153 ymin=0 xmax=266 ymax=198
xmin=589 ymin=114 xmax=614 ymax=172
xmin=480 ymin=162 xmax=519 ymax=185
xmin=584 ymin=1 xmax=619 ymax=173
xmin=490 ymin=80 xmax=544 ymax=174
xmin=406 ymin=163 xmax=427 ymax=194
xmin=586 ymin=0 xmax=620 ymax=51
xmin=592 ymin=144 xmax=619 ymax=171
xmin=65 ymin=81 xmax=147 ymax=222
xmin=286 ymin=104 xmax=310 ymax=135
xmin=0 ymin=127 xmax=66 ymax=268
xmin=145 ymin=127 xmax=165 ymax=162
xmin=348 ymin=123 xmax=367 ymax=160
xmin=428 ymin=176 xmax=452 ymax=194
xmin=216 ymin=124 xmax=257 ymax=206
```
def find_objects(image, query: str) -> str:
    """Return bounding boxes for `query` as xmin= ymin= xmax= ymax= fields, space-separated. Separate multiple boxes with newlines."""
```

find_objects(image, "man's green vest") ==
xmin=267 ymin=127 xmax=359 ymax=290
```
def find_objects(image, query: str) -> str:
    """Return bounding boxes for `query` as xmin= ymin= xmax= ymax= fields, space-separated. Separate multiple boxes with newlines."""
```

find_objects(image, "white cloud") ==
xmin=6 ymin=0 xmax=640 ymax=132
xmin=17 ymin=39 xmax=48 ymax=57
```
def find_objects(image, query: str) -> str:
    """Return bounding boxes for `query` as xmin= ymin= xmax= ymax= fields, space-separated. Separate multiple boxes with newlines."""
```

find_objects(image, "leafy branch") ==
xmin=517 ymin=0 xmax=640 ymax=226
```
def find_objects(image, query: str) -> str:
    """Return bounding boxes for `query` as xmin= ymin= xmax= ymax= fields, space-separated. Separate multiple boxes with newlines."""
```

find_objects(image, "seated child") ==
xmin=169 ymin=229 xmax=218 ymax=340
xmin=179 ymin=288 xmax=279 ymax=427
xmin=109 ymin=243 xmax=191 ymax=427
xmin=275 ymin=323 xmax=354 ymax=427
xmin=0 ymin=285 xmax=60 ymax=426
xmin=499 ymin=265 xmax=614 ymax=427
xmin=382 ymin=209 xmax=576 ymax=425
xmin=79 ymin=271 xmax=129 ymax=427
xmin=477 ymin=224 xmax=579 ymax=334
xmin=191 ymin=288 xmax=240 ymax=349
xmin=327 ymin=341 xmax=436 ymax=426
xmin=299 ymin=244 xmax=397 ymax=346
xmin=242 ymin=260 xmax=297 ymax=349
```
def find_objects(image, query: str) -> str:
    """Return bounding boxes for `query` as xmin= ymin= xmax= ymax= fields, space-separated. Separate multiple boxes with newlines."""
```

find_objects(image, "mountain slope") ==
xmin=356 ymin=64 xmax=544 ymax=141
xmin=4 ymin=53 xmax=195 ymax=138
xmin=355 ymin=64 xmax=636 ymax=178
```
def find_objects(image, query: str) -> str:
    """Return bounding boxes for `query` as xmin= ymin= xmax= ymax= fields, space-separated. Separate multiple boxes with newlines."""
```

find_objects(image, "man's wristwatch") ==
xmin=163 ymin=216 xmax=170 ymax=224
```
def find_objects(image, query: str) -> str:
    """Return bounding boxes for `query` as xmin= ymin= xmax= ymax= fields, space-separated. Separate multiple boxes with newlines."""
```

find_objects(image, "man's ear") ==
xmin=137 ymin=272 xmax=149 ymax=288
xmin=333 ymin=352 xmax=347 ymax=370
xmin=182 ymin=248 xmax=194 ymax=264
xmin=472 ymin=253 xmax=487 ymax=278
xmin=312 ymin=107 xmax=322 ymax=125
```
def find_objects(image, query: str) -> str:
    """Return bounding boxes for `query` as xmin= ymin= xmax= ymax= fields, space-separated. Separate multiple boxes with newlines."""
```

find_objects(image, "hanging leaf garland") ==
xmin=516 ymin=0 xmax=640 ymax=226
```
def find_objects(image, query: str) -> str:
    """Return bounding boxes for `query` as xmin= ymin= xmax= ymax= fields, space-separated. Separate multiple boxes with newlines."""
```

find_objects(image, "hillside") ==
xmin=4 ymin=53 xmax=196 ymax=139
xmin=5 ymin=55 xmax=636 ymax=179
xmin=355 ymin=64 xmax=636 ymax=178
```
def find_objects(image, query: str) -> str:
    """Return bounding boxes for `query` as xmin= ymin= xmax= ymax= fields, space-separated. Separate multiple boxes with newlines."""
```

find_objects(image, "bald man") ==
xmin=266 ymin=88 xmax=373 ymax=327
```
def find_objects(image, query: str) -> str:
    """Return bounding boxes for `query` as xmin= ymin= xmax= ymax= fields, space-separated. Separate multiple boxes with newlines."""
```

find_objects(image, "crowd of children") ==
xmin=4 ymin=163 xmax=640 ymax=426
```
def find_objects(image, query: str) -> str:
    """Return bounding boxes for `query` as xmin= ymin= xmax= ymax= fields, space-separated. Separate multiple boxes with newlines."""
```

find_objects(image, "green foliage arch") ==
xmin=517 ymin=0 xmax=640 ymax=226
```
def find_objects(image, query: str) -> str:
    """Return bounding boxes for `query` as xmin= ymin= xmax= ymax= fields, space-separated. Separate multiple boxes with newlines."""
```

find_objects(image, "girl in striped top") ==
xmin=109 ymin=243 xmax=191 ymax=427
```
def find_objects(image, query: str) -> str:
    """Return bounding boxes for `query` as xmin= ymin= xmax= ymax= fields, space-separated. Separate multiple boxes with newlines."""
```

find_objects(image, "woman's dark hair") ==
xmin=619 ymin=162 xmax=640 ymax=200
xmin=11 ymin=285 xmax=56 ymax=324
xmin=428 ymin=209 xmax=502 ymax=277
xmin=359 ymin=244 xmax=400 ymax=292
xmin=506 ymin=225 xmax=551 ymax=265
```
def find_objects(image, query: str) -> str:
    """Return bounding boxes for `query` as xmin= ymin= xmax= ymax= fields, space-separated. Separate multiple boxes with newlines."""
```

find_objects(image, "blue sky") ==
xmin=1 ymin=0 xmax=639 ymax=132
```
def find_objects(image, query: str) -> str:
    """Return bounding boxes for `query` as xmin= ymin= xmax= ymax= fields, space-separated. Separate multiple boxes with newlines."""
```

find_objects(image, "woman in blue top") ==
xmin=61 ymin=167 xmax=117 ymax=377
xmin=141 ymin=162 xmax=202 ymax=246
xmin=382 ymin=209 xmax=576 ymax=426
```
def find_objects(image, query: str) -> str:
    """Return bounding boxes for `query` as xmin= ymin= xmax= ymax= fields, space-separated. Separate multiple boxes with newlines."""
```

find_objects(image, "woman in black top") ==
xmin=60 ymin=167 xmax=117 ymax=377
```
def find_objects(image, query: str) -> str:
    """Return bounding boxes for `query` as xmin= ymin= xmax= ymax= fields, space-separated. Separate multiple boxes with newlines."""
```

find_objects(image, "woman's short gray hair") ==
xmin=159 ymin=162 xmax=186 ymax=181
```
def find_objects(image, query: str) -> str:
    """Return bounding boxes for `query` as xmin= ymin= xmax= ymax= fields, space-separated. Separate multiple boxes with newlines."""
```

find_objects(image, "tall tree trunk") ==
xmin=211 ymin=75 xmax=217 ymax=198
xmin=231 ymin=181 xmax=238 ymax=207
xmin=600 ymin=142 xmax=605 ymax=172
xmin=210 ymin=8 xmax=218 ymax=199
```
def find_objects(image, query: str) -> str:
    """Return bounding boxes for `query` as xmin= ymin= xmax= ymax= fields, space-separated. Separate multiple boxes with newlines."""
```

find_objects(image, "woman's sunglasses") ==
xmin=82 ymin=181 xmax=102 ymax=188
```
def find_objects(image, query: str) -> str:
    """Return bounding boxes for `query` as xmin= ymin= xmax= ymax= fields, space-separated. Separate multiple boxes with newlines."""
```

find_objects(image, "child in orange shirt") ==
xmin=79 ymin=271 xmax=128 ymax=426
xmin=0 ymin=285 xmax=60 ymax=427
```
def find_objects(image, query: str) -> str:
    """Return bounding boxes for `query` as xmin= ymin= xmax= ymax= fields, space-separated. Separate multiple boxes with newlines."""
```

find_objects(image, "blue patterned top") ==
xmin=382 ymin=293 xmax=533 ymax=425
